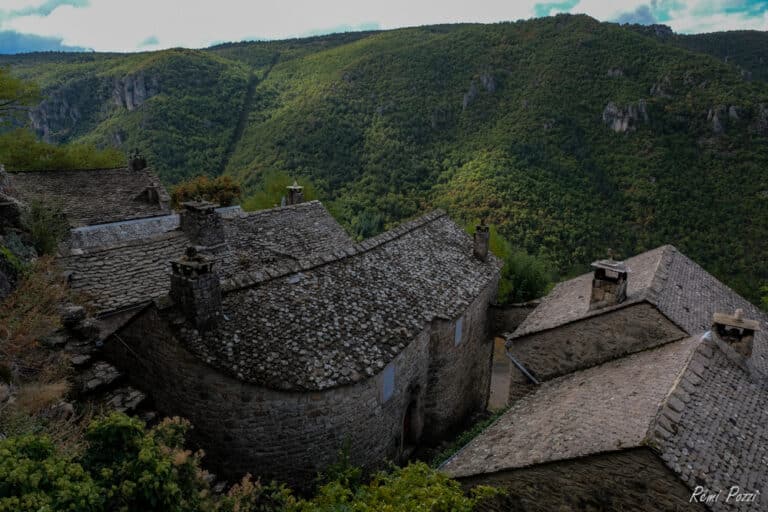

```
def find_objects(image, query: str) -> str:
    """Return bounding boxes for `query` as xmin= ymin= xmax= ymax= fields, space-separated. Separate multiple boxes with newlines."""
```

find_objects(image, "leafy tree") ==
xmin=171 ymin=175 xmax=242 ymax=208
xmin=0 ymin=67 xmax=39 ymax=126
xmin=468 ymin=223 xmax=552 ymax=303
xmin=761 ymin=285 xmax=768 ymax=311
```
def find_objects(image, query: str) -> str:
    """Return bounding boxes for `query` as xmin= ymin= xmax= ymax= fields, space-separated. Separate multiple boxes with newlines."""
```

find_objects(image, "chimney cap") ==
xmin=591 ymin=259 xmax=629 ymax=274
xmin=287 ymin=181 xmax=303 ymax=191
xmin=713 ymin=310 xmax=760 ymax=331
xmin=182 ymin=200 xmax=219 ymax=211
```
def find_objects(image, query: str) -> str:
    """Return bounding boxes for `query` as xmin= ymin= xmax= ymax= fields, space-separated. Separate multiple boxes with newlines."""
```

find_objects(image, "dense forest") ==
xmin=1 ymin=14 xmax=768 ymax=302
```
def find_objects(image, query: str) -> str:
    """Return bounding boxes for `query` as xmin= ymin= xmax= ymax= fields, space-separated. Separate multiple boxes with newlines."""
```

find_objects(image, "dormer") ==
xmin=589 ymin=258 xmax=629 ymax=310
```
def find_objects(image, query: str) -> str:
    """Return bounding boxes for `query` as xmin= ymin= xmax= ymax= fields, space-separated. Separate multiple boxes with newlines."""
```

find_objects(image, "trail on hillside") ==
xmin=217 ymin=54 xmax=279 ymax=176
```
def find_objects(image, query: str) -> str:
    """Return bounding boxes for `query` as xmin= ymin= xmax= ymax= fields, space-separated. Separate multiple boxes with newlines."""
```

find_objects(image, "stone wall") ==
xmin=107 ymin=307 xmax=431 ymax=488
xmin=489 ymin=302 xmax=537 ymax=335
xmin=106 ymin=278 xmax=497 ymax=487
xmin=460 ymin=448 xmax=704 ymax=511
xmin=508 ymin=302 xmax=686 ymax=398
xmin=424 ymin=278 xmax=498 ymax=439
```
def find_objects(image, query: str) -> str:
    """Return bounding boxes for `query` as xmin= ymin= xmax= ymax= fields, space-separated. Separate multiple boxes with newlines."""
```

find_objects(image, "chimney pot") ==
xmin=589 ymin=258 xmax=629 ymax=309
xmin=128 ymin=152 xmax=148 ymax=171
xmin=473 ymin=225 xmax=490 ymax=261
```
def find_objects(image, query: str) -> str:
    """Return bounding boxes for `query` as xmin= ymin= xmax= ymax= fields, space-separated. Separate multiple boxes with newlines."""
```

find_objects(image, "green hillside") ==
xmin=2 ymin=15 xmax=768 ymax=301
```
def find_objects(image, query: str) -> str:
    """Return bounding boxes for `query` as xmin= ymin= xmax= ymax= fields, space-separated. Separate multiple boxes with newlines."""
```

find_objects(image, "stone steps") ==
xmin=77 ymin=361 xmax=123 ymax=394
xmin=102 ymin=386 xmax=146 ymax=413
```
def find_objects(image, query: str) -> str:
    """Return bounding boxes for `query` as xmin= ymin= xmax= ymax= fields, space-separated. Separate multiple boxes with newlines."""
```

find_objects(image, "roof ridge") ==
xmin=645 ymin=244 xmax=676 ymax=306
xmin=647 ymin=334 xmax=712 ymax=447
xmin=220 ymin=209 xmax=447 ymax=293
xmin=235 ymin=200 xmax=325 ymax=218
xmin=7 ymin=166 xmax=129 ymax=174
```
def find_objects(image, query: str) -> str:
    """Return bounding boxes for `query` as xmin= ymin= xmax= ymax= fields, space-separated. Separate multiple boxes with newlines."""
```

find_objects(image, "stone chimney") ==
xmin=473 ymin=224 xmax=490 ymax=261
xmin=128 ymin=152 xmax=148 ymax=171
xmin=589 ymin=258 xmax=629 ymax=309
xmin=286 ymin=181 xmax=304 ymax=205
xmin=180 ymin=201 xmax=225 ymax=248
xmin=712 ymin=309 xmax=759 ymax=360
xmin=170 ymin=247 xmax=222 ymax=328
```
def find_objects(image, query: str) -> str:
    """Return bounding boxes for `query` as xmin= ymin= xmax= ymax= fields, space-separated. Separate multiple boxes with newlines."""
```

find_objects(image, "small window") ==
xmin=381 ymin=363 xmax=395 ymax=402
xmin=454 ymin=316 xmax=464 ymax=346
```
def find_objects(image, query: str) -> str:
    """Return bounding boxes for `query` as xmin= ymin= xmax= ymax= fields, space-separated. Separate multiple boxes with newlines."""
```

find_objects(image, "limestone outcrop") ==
xmin=602 ymin=100 xmax=648 ymax=133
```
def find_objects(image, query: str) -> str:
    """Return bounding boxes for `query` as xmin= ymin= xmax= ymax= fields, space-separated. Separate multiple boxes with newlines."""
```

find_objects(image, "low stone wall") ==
xmin=68 ymin=214 xmax=180 ymax=250
xmin=460 ymin=448 xmax=704 ymax=511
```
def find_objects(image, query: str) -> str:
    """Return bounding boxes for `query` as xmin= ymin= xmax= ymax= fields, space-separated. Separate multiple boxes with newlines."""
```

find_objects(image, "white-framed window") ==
xmin=381 ymin=362 xmax=395 ymax=403
xmin=454 ymin=316 xmax=464 ymax=346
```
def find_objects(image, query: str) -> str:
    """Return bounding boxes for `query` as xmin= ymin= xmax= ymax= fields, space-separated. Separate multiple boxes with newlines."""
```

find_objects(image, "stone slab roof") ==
xmin=7 ymin=167 xmax=170 ymax=227
xmin=177 ymin=212 xmax=502 ymax=391
xmin=512 ymin=246 xmax=666 ymax=338
xmin=652 ymin=336 xmax=768 ymax=508
xmin=60 ymin=201 xmax=353 ymax=315
xmin=514 ymin=245 xmax=768 ymax=354
xmin=441 ymin=336 xmax=701 ymax=478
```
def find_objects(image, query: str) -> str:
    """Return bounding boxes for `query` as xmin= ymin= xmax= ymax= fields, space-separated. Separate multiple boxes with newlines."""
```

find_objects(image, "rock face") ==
xmin=755 ymin=104 xmax=768 ymax=135
xmin=602 ymin=100 xmax=648 ymax=133
xmin=28 ymin=73 xmax=159 ymax=142
xmin=463 ymin=72 xmax=497 ymax=109
xmin=112 ymin=73 xmax=159 ymax=111
xmin=706 ymin=105 xmax=742 ymax=134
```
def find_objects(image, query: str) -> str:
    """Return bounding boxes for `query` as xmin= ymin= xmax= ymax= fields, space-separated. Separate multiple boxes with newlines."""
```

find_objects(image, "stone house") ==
xmin=441 ymin=245 xmax=768 ymax=511
xmin=4 ymin=164 xmax=502 ymax=487
xmin=103 ymin=207 xmax=501 ymax=486
xmin=5 ymin=163 xmax=171 ymax=227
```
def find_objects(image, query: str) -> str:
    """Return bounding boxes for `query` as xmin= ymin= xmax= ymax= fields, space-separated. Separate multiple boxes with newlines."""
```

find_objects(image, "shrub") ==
xmin=21 ymin=200 xmax=69 ymax=255
xmin=0 ymin=129 xmax=123 ymax=171
xmin=289 ymin=461 xmax=500 ymax=512
xmin=170 ymin=175 xmax=242 ymax=208
xmin=0 ymin=435 xmax=102 ymax=512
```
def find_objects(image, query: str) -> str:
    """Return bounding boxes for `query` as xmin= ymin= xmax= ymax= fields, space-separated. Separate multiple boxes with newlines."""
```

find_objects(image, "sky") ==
xmin=0 ymin=0 xmax=766 ymax=54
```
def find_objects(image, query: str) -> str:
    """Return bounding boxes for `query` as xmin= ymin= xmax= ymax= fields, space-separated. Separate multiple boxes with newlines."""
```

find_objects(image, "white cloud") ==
xmin=1 ymin=0 xmax=766 ymax=52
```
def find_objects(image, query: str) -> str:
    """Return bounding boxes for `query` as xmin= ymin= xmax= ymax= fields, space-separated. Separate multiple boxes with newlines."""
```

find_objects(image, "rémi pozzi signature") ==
xmin=690 ymin=486 xmax=760 ymax=505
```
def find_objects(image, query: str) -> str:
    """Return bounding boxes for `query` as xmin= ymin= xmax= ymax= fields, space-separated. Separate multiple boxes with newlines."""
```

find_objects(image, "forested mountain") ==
xmin=2 ymin=14 xmax=767 ymax=301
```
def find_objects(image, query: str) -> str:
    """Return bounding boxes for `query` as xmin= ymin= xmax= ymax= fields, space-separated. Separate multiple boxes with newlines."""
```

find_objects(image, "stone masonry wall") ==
xmin=106 ymin=307 xmax=432 ymax=488
xmin=423 ymin=278 xmax=497 ymax=440
xmin=460 ymin=448 xmax=705 ymax=512
xmin=508 ymin=302 xmax=686 ymax=398
xmin=489 ymin=302 xmax=537 ymax=335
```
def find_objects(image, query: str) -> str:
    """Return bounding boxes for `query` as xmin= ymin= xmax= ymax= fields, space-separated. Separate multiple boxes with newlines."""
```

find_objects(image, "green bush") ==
xmin=21 ymin=200 xmax=68 ymax=255
xmin=289 ymin=462 xmax=499 ymax=512
xmin=0 ymin=412 xmax=499 ymax=512
xmin=170 ymin=175 xmax=242 ymax=208
xmin=0 ymin=435 xmax=102 ymax=512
